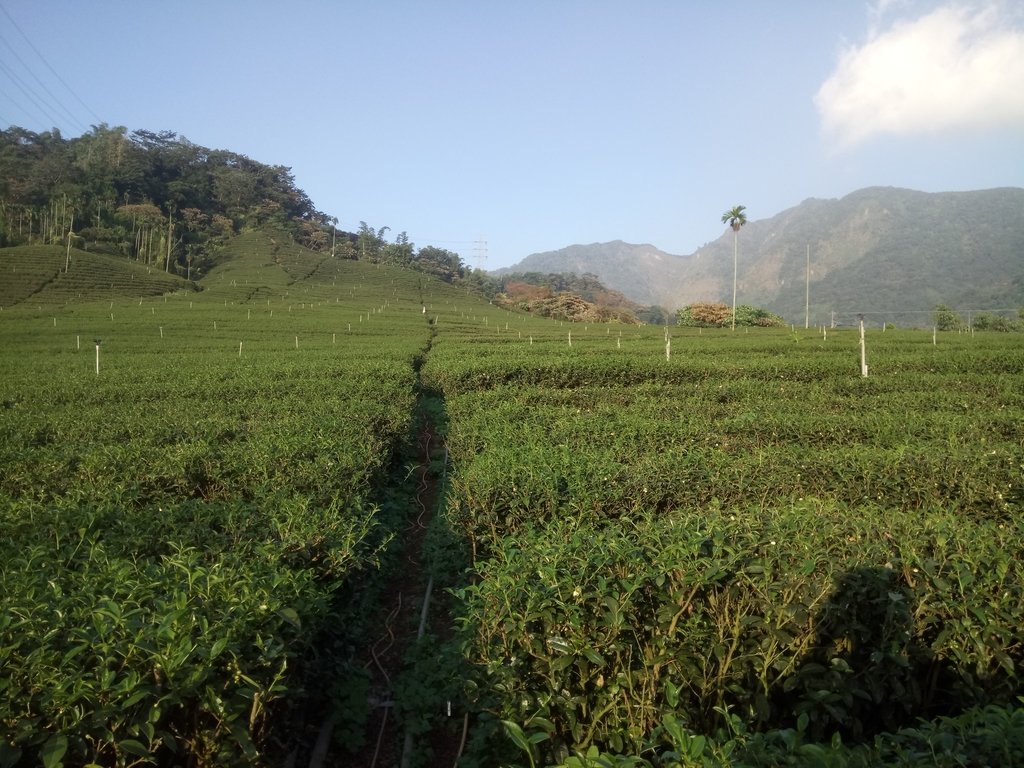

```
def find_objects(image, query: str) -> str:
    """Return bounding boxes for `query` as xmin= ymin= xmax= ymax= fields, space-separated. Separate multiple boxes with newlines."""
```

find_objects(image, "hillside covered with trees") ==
xmin=0 ymin=125 xmax=473 ymax=286
xmin=1 ymin=124 xmax=681 ymax=324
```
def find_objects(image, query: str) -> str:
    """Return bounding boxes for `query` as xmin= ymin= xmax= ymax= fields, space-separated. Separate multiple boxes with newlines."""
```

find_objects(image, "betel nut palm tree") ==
xmin=721 ymin=205 xmax=747 ymax=331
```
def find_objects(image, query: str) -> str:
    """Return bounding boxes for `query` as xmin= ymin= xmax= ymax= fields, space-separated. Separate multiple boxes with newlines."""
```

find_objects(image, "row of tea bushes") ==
xmin=0 ymin=254 xmax=448 ymax=766
xmin=423 ymin=327 xmax=1023 ymax=764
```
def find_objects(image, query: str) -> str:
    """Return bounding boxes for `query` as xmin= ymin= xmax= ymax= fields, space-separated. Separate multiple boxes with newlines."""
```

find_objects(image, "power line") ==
xmin=0 ymin=1 xmax=102 ymax=128
xmin=413 ymin=238 xmax=479 ymax=245
xmin=0 ymin=59 xmax=63 ymax=128
xmin=0 ymin=31 xmax=87 ymax=132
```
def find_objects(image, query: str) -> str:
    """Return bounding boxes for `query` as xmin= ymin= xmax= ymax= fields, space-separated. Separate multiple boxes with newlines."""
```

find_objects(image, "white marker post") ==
xmin=859 ymin=317 xmax=868 ymax=377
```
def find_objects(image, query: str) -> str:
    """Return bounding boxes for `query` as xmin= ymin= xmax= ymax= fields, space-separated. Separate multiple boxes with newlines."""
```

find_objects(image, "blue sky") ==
xmin=2 ymin=0 xmax=1022 ymax=269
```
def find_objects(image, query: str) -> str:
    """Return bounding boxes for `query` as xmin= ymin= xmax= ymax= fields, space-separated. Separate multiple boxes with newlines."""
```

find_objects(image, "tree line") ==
xmin=0 ymin=124 xmax=329 ymax=277
xmin=0 ymin=124 xmax=478 ymax=286
xmin=934 ymin=304 xmax=1022 ymax=332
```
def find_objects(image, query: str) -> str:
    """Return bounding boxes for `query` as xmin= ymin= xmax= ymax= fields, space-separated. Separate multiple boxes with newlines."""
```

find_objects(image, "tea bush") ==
xmin=427 ymin=327 xmax=1023 ymax=763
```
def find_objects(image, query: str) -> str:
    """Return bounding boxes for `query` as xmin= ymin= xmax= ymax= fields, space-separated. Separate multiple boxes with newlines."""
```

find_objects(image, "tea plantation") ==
xmin=1 ymin=233 xmax=1021 ymax=767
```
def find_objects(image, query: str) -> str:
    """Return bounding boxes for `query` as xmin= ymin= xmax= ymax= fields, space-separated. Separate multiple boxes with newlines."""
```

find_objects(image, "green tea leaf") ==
xmin=118 ymin=739 xmax=149 ymax=757
xmin=40 ymin=735 xmax=67 ymax=768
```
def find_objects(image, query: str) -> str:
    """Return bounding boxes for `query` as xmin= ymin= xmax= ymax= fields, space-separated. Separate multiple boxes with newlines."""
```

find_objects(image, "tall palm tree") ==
xmin=721 ymin=205 xmax=747 ymax=330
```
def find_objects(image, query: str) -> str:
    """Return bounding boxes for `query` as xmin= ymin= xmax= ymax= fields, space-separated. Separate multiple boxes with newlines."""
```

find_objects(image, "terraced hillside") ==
xmin=0 ymin=245 xmax=191 ymax=309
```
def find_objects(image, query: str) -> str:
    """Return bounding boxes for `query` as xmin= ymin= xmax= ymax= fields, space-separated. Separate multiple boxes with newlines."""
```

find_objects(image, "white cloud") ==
xmin=816 ymin=2 xmax=1024 ymax=147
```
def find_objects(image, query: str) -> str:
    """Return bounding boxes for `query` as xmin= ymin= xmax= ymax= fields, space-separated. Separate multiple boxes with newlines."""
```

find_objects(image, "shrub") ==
xmin=677 ymin=303 xmax=784 ymax=327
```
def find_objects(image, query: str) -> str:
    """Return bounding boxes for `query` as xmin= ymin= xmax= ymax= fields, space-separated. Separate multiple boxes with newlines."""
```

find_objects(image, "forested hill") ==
xmin=502 ymin=187 xmax=1024 ymax=322
xmin=0 ymin=125 xmax=325 ymax=273
xmin=0 ymin=125 xmax=475 ymax=287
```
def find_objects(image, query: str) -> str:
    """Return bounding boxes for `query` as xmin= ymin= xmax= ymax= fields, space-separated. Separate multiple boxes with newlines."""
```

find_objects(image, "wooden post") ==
xmin=165 ymin=210 xmax=173 ymax=273
xmin=64 ymin=212 xmax=74 ymax=273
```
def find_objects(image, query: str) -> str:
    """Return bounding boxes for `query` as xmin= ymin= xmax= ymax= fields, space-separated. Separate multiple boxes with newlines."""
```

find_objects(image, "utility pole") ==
xmin=731 ymin=232 xmax=738 ymax=331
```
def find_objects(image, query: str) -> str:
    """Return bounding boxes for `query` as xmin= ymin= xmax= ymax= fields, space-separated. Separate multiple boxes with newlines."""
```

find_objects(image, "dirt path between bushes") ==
xmin=335 ymin=412 xmax=463 ymax=768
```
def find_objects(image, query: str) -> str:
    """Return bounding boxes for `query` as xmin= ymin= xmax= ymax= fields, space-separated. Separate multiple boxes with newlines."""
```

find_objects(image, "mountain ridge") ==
xmin=498 ymin=186 xmax=1024 ymax=323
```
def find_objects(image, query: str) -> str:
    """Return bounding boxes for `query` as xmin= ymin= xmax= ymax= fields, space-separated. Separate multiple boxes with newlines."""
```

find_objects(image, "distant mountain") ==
xmin=495 ymin=241 xmax=692 ymax=307
xmin=499 ymin=187 xmax=1024 ymax=324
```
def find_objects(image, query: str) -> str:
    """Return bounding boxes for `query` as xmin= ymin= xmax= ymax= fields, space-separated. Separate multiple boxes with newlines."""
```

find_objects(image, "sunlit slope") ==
xmin=192 ymin=227 xmax=582 ymax=344
xmin=0 ymin=227 xmax=542 ymax=363
xmin=0 ymin=245 xmax=190 ymax=308
xmin=1 ymin=226 xmax=593 ymax=360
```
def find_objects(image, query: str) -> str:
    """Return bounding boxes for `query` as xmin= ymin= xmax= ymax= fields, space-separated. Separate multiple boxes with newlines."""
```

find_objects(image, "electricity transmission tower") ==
xmin=473 ymin=238 xmax=488 ymax=272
